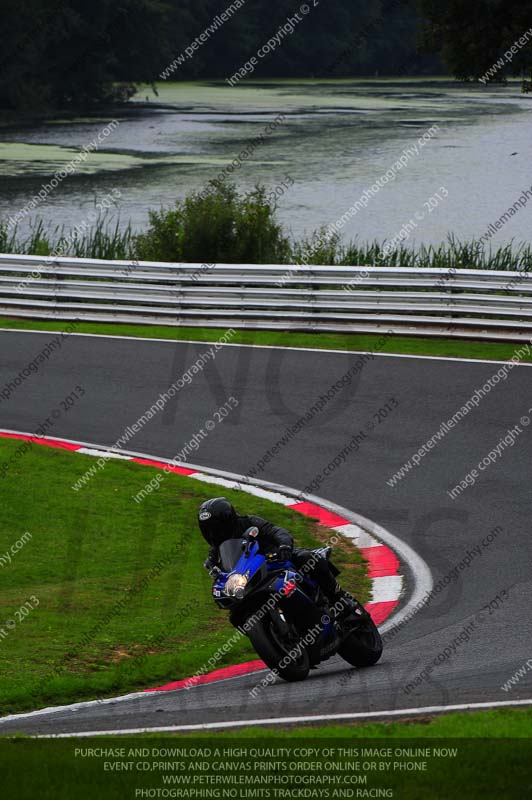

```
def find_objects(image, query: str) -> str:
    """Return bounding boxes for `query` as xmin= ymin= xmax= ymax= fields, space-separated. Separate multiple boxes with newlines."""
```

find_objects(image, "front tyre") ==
xmin=246 ymin=614 xmax=310 ymax=682
xmin=338 ymin=613 xmax=383 ymax=667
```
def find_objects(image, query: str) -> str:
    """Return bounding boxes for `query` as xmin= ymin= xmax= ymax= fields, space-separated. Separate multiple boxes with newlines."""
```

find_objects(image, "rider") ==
xmin=198 ymin=496 xmax=356 ymax=612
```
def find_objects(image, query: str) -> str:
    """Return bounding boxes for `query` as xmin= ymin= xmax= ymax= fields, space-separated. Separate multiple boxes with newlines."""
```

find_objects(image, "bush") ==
xmin=2 ymin=191 xmax=531 ymax=273
xmin=134 ymin=182 xmax=292 ymax=264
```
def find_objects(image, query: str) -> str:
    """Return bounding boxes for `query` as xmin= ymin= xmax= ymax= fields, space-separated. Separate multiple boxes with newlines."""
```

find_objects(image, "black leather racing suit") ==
xmin=205 ymin=514 xmax=339 ymax=599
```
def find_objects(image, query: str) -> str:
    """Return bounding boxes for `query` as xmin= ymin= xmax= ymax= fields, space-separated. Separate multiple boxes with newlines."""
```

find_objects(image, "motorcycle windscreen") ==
xmin=218 ymin=539 xmax=244 ymax=572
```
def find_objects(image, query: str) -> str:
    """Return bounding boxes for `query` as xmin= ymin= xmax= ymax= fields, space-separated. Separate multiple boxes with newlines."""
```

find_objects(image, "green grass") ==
xmin=2 ymin=180 xmax=532 ymax=271
xmin=0 ymin=438 xmax=369 ymax=715
xmin=0 ymin=216 xmax=132 ymax=260
xmin=0 ymin=711 xmax=530 ymax=799
xmin=184 ymin=707 xmax=532 ymax=738
xmin=2 ymin=204 xmax=532 ymax=271
xmin=0 ymin=317 xmax=531 ymax=363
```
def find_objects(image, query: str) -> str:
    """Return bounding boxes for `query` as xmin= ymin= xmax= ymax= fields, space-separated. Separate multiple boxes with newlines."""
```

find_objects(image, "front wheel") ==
xmin=338 ymin=613 xmax=383 ymax=667
xmin=246 ymin=613 xmax=310 ymax=682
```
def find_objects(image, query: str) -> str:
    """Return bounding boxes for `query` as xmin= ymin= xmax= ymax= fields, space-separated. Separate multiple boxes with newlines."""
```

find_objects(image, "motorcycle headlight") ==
xmin=225 ymin=573 xmax=248 ymax=598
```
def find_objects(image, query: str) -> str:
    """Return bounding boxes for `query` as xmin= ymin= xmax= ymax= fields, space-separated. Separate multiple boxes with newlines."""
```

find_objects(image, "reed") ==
xmin=2 ymin=184 xmax=531 ymax=272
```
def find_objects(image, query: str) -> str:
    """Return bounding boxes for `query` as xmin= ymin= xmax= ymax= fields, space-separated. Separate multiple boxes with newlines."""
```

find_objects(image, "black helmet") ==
xmin=198 ymin=497 xmax=238 ymax=546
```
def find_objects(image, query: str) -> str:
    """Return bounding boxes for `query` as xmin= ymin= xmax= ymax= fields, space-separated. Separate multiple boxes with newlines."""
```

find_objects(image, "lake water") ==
xmin=1 ymin=79 xmax=531 ymax=249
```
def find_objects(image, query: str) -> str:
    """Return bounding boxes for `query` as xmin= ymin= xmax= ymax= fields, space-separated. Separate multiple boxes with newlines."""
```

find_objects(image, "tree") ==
xmin=0 ymin=0 xmax=170 ymax=111
xmin=161 ymin=0 xmax=440 ymax=79
xmin=0 ymin=0 xmax=441 ymax=112
xmin=415 ymin=0 xmax=532 ymax=85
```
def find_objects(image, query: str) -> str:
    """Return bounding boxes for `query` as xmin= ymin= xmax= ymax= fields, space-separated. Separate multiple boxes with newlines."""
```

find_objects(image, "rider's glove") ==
xmin=279 ymin=544 xmax=292 ymax=561
xmin=275 ymin=544 xmax=292 ymax=562
xmin=204 ymin=556 xmax=215 ymax=571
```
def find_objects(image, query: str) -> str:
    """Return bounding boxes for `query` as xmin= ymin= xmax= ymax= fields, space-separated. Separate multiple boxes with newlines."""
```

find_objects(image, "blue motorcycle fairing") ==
xmin=214 ymin=541 xmax=297 ymax=595
xmin=211 ymin=540 xmax=339 ymax=663
xmin=213 ymin=542 xmax=335 ymax=634
xmin=213 ymin=542 xmax=326 ymax=606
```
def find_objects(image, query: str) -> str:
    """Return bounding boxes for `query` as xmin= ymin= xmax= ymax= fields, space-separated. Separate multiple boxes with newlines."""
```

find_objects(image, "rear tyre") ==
xmin=338 ymin=614 xmax=383 ymax=667
xmin=246 ymin=614 xmax=310 ymax=682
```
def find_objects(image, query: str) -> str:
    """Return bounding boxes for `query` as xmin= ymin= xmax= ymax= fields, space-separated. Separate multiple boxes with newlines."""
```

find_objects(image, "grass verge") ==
xmin=0 ymin=317 xmax=531 ymax=362
xmin=0 ymin=438 xmax=369 ymax=716
xmin=0 ymin=710 xmax=530 ymax=799
xmin=178 ymin=706 xmax=532 ymax=738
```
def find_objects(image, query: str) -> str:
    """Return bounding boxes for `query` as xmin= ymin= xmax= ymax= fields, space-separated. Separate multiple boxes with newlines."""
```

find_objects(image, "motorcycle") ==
xmin=209 ymin=527 xmax=383 ymax=682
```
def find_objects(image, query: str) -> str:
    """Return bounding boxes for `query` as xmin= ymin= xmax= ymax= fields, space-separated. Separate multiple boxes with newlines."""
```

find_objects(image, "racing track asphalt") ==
xmin=0 ymin=329 xmax=531 ymax=735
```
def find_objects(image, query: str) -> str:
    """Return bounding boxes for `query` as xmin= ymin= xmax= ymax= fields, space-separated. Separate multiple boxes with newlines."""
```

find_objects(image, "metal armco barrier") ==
xmin=0 ymin=254 xmax=530 ymax=341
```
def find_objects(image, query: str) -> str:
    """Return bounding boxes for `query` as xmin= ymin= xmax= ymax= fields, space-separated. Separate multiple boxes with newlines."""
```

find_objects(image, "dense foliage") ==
xmin=135 ymin=183 xmax=292 ymax=264
xmin=163 ymin=0 xmax=438 ymax=80
xmin=416 ymin=0 xmax=532 ymax=85
xmin=2 ymin=183 xmax=531 ymax=272
xmin=4 ymin=0 xmax=530 ymax=110
xmin=0 ymin=0 xmax=170 ymax=110
xmin=0 ymin=0 xmax=440 ymax=111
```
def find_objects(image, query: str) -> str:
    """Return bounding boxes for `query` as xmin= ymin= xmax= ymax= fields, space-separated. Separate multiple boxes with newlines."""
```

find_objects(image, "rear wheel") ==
xmin=246 ymin=613 xmax=310 ymax=682
xmin=338 ymin=614 xmax=383 ymax=667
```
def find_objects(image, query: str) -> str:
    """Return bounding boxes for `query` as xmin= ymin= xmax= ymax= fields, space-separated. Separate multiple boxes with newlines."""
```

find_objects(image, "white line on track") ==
xmin=1 ymin=327 xmax=531 ymax=367
xmin=0 ymin=669 xmax=261 ymax=728
xmin=34 ymin=699 xmax=532 ymax=737
xmin=0 ymin=429 xmax=431 ymax=640
xmin=1 ymin=431 xmax=431 ymax=631
xmin=0 ymin=432 xmax=432 ymax=732
xmin=0 ymin=329 xmax=500 ymax=735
